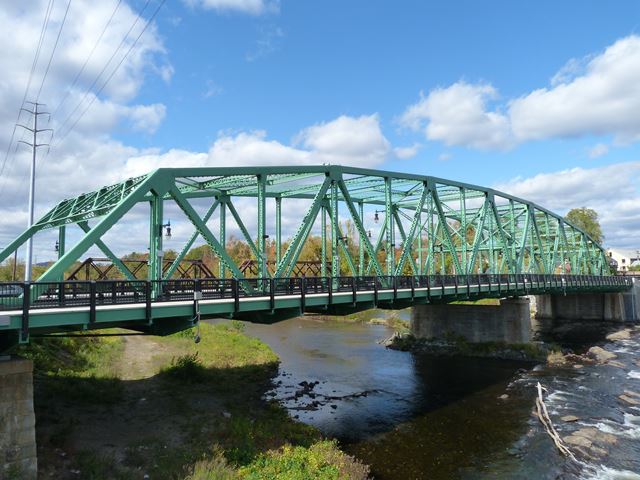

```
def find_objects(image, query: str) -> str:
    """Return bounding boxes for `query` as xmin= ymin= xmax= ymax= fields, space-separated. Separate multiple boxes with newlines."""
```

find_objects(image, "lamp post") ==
xmin=436 ymin=244 xmax=444 ymax=276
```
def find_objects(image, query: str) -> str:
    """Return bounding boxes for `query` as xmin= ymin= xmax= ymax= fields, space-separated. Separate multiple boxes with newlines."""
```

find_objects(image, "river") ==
xmin=241 ymin=312 xmax=640 ymax=479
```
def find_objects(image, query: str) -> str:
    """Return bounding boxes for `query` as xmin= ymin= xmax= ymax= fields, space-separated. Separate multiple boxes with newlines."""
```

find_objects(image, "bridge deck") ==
xmin=0 ymin=274 xmax=631 ymax=344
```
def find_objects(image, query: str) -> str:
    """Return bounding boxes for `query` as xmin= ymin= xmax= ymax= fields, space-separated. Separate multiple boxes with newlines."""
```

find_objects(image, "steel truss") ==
xmin=0 ymin=165 xmax=611 ymax=289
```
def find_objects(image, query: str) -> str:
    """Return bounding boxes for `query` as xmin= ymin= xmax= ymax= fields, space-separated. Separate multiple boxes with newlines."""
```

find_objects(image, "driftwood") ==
xmin=535 ymin=382 xmax=577 ymax=461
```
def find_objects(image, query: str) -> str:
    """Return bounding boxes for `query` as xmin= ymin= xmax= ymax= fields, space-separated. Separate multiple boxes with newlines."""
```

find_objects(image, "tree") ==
xmin=565 ymin=207 xmax=604 ymax=244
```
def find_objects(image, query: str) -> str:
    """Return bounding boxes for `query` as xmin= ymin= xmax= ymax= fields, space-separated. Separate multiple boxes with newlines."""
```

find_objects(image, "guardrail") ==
xmin=0 ymin=274 xmax=631 ymax=314
xmin=0 ymin=274 xmax=631 ymax=344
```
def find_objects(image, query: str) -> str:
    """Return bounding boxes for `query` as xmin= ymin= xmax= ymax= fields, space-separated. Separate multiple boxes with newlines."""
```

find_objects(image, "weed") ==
xmin=239 ymin=441 xmax=370 ymax=480
xmin=230 ymin=320 xmax=245 ymax=333
xmin=186 ymin=447 xmax=239 ymax=480
xmin=75 ymin=451 xmax=129 ymax=480
xmin=161 ymin=352 xmax=208 ymax=383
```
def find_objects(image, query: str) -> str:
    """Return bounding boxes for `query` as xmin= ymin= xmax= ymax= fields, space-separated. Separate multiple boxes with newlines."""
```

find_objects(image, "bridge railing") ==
xmin=0 ymin=274 xmax=632 ymax=315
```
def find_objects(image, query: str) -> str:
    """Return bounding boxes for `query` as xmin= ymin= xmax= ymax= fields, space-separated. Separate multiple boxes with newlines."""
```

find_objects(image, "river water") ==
xmin=241 ymin=312 xmax=640 ymax=479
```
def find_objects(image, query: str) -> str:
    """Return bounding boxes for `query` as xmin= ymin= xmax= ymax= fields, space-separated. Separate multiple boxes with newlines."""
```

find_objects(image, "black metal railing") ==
xmin=0 ymin=274 xmax=631 ymax=314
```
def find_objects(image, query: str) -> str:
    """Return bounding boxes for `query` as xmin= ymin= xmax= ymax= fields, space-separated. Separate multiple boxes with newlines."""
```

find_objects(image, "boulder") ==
xmin=561 ymin=415 xmax=579 ymax=422
xmin=606 ymin=329 xmax=631 ymax=341
xmin=587 ymin=346 xmax=617 ymax=363
xmin=564 ymin=435 xmax=592 ymax=448
xmin=619 ymin=394 xmax=640 ymax=406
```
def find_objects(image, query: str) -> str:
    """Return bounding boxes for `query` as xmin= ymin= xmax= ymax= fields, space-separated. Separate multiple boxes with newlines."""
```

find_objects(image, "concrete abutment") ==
xmin=0 ymin=356 xmax=37 ymax=480
xmin=535 ymin=279 xmax=640 ymax=322
xmin=411 ymin=297 xmax=532 ymax=344
xmin=410 ymin=281 xmax=639 ymax=345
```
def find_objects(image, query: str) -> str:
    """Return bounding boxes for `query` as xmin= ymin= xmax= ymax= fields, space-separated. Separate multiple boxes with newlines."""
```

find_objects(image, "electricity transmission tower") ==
xmin=17 ymin=101 xmax=52 ymax=282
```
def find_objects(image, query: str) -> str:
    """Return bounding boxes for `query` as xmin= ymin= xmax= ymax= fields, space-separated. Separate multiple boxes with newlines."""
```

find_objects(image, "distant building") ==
xmin=606 ymin=248 xmax=640 ymax=273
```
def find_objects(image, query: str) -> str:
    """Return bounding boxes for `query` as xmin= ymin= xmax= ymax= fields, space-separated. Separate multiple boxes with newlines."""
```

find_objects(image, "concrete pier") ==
xmin=0 ymin=357 xmax=37 ymax=479
xmin=534 ymin=293 xmax=623 ymax=321
xmin=411 ymin=297 xmax=532 ymax=343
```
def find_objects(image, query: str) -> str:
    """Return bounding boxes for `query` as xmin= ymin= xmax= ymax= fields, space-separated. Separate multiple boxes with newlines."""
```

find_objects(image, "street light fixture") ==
xmin=160 ymin=220 xmax=171 ymax=238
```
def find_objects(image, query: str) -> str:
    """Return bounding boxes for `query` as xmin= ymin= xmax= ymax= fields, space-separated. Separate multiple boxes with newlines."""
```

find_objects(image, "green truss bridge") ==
xmin=0 ymin=165 xmax=631 ymax=351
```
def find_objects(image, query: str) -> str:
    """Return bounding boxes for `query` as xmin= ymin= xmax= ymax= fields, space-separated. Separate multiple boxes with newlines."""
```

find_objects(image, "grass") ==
xmin=389 ymin=330 xmax=558 ymax=361
xmin=19 ymin=332 xmax=125 ymax=404
xmin=185 ymin=441 xmax=369 ymax=480
xmin=316 ymin=308 xmax=411 ymax=332
xmin=450 ymin=298 xmax=501 ymax=306
xmin=24 ymin=321 xmax=369 ymax=479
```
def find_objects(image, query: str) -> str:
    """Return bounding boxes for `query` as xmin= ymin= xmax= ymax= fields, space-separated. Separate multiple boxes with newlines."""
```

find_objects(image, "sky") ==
xmin=2 ymin=0 xmax=640 ymax=261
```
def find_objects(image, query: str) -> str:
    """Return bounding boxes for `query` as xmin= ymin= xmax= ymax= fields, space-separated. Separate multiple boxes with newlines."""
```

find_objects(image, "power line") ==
xmin=52 ymin=0 xmax=123 ymax=118
xmin=0 ymin=0 xmax=55 ymax=185
xmin=54 ymin=0 xmax=154 ymax=141
xmin=36 ymin=0 xmax=73 ymax=102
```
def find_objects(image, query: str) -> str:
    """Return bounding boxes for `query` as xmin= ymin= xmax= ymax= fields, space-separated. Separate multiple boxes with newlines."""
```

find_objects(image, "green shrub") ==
xmin=161 ymin=352 xmax=208 ymax=383
xmin=239 ymin=441 xmax=370 ymax=480
xmin=185 ymin=447 xmax=239 ymax=480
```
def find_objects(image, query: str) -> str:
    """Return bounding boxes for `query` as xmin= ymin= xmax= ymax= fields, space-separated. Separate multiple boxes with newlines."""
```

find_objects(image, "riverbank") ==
xmin=19 ymin=322 xmax=369 ymax=479
xmin=385 ymin=332 xmax=555 ymax=362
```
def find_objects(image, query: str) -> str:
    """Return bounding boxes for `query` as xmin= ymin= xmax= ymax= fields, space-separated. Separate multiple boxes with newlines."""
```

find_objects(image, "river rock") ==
xmin=608 ymin=360 xmax=626 ymax=368
xmin=587 ymin=346 xmax=617 ymax=363
xmin=572 ymin=427 xmax=617 ymax=445
xmin=619 ymin=394 xmax=640 ymax=406
xmin=498 ymin=394 xmax=509 ymax=400
xmin=606 ymin=329 xmax=632 ymax=341
xmin=564 ymin=435 xmax=592 ymax=448
xmin=561 ymin=415 xmax=579 ymax=422
xmin=624 ymin=390 xmax=640 ymax=398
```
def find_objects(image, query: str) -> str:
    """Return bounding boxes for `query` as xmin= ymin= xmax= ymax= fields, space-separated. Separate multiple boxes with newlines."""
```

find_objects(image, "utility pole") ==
xmin=17 ymin=101 xmax=51 ymax=282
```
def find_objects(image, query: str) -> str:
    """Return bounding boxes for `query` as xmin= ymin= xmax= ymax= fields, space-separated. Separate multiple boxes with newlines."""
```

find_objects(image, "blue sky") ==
xmin=131 ymin=0 xmax=640 ymax=184
xmin=2 ymin=0 xmax=640 ymax=255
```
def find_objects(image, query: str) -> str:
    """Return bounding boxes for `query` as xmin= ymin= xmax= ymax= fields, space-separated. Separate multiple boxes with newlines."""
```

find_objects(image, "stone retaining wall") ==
xmin=0 ymin=357 xmax=37 ymax=479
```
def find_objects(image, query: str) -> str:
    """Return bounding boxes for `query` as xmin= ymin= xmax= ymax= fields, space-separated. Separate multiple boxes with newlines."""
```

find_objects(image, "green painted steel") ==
xmin=0 ymin=275 xmax=631 ymax=345
xmin=0 ymin=165 xmax=613 ymax=287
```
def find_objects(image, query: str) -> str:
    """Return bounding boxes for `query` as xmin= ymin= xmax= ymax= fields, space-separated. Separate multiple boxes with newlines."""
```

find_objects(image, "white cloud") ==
xmin=208 ymin=130 xmax=312 ymax=165
xmin=0 ymin=0 xmax=170 ymax=156
xmin=203 ymin=114 xmax=391 ymax=167
xmin=401 ymin=35 xmax=640 ymax=150
xmin=494 ymin=161 xmax=640 ymax=248
xmin=393 ymin=143 xmax=421 ymax=159
xmin=438 ymin=152 xmax=452 ymax=161
xmin=588 ymin=143 xmax=609 ymax=159
xmin=0 ymin=0 xmax=169 ymax=258
xmin=184 ymin=0 xmax=278 ymax=15
xmin=295 ymin=114 xmax=391 ymax=166
xmin=399 ymin=82 xmax=513 ymax=150
xmin=125 ymin=103 xmax=167 ymax=133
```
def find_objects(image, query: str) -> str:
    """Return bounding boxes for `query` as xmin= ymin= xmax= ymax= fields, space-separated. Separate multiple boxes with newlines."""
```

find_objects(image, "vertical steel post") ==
xmin=488 ymin=202 xmax=495 ymax=273
xmin=417 ymin=211 xmax=423 ymax=276
xmin=149 ymin=194 xmax=163 ymax=283
xmin=460 ymin=187 xmax=467 ymax=273
xmin=330 ymin=182 xmax=340 ymax=283
xmin=219 ymin=198 xmax=226 ymax=279
xmin=358 ymin=201 xmax=364 ymax=277
xmin=275 ymin=196 xmax=282 ymax=267
xmin=321 ymin=203 xmax=327 ymax=278
xmin=257 ymin=174 xmax=267 ymax=280
xmin=57 ymin=225 xmax=66 ymax=281
xmin=428 ymin=195 xmax=435 ymax=275
xmin=385 ymin=177 xmax=394 ymax=275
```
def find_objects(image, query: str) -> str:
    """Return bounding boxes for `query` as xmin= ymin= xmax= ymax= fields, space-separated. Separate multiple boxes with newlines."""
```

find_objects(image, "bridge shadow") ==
xmin=33 ymin=355 xmax=320 ymax=479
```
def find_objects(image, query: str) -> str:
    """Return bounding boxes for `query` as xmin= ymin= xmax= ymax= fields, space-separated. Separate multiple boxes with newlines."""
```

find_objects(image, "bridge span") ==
xmin=0 ymin=165 xmax=631 ymax=349
xmin=0 ymin=165 xmax=636 ymax=478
